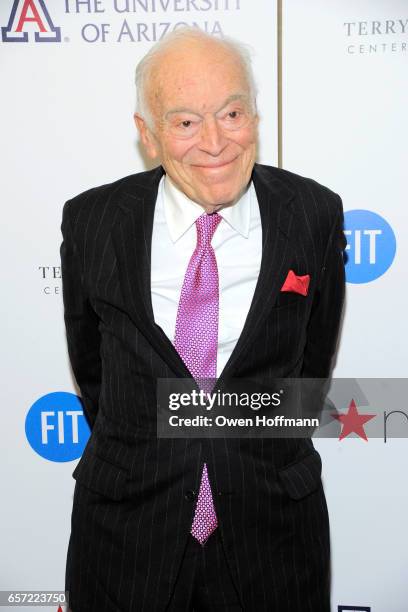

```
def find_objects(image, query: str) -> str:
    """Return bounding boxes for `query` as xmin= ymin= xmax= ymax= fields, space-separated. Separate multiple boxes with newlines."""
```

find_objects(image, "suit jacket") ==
xmin=61 ymin=163 xmax=346 ymax=612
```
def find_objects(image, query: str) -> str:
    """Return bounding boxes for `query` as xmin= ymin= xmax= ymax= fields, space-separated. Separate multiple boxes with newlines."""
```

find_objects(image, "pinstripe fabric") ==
xmin=166 ymin=532 xmax=242 ymax=610
xmin=60 ymin=163 xmax=346 ymax=612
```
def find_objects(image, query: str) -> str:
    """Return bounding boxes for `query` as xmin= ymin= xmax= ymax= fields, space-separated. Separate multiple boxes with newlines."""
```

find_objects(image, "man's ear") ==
xmin=134 ymin=113 xmax=159 ymax=159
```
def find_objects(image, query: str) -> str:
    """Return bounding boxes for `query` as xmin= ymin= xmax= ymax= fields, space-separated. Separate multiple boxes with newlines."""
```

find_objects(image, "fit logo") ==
xmin=344 ymin=209 xmax=396 ymax=283
xmin=25 ymin=392 xmax=90 ymax=462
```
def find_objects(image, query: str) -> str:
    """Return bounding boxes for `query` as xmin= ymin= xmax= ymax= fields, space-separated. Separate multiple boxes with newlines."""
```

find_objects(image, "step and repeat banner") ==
xmin=283 ymin=2 xmax=407 ymax=609
xmin=0 ymin=0 xmax=406 ymax=610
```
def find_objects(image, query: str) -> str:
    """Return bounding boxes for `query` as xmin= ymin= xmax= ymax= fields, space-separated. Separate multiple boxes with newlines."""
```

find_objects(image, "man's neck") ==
xmin=165 ymin=173 xmax=249 ymax=214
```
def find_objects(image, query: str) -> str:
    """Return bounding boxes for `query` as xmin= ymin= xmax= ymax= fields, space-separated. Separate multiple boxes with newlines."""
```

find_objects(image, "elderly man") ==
xmin=61 ymin=27 xmax=346 ymax=612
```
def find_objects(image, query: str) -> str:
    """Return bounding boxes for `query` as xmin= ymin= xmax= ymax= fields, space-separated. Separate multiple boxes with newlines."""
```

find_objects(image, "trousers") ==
xmin=166 ymin=531 xmax=243 ymax=611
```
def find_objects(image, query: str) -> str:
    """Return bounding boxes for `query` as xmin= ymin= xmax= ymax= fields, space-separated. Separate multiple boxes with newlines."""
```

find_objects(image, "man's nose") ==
xmin=199 ymin=116 xmax=227 ymax=156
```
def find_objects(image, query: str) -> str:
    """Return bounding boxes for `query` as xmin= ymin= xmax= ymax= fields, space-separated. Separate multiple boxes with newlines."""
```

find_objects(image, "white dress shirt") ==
xmin=150 ymin=174 xmax=262 ymax=377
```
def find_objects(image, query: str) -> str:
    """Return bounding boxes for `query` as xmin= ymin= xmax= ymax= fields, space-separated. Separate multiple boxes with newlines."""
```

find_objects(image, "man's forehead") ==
xmin=146 ymin=40 xmax=251 ymax=117
xmin=153 ymin=67 xmax=249 ymax=107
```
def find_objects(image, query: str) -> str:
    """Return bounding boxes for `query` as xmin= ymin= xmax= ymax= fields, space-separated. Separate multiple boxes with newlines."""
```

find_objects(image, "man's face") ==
xmin=135 ymin=42 xmax=258 ymax=211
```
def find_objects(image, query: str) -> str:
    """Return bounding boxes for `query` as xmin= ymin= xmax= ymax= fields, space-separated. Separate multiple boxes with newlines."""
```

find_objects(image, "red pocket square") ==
xmin=280 ymin=270 xmax=310 ymax=296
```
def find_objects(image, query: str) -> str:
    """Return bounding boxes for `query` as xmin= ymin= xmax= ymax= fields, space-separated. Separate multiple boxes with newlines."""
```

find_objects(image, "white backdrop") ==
xmin=0 ymin=0 xmax=406 ymax=610
xmin=283 ymin=2 xmax=408 ymax=610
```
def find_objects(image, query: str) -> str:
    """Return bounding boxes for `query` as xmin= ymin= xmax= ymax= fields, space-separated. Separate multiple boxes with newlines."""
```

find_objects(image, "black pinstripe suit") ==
xmin=61 ymin=163 xmax=346 ymax=611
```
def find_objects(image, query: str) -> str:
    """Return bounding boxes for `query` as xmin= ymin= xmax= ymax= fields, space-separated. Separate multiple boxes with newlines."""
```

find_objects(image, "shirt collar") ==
xmin=163 ymin=174 xmax=252 ymax=243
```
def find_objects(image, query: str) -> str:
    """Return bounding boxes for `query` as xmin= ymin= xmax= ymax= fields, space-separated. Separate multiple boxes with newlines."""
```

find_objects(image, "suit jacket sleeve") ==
xmin=60 ymin=199 xmax=102 ymax=429
xmin=301 ymin=194 xmax=347 ymax=378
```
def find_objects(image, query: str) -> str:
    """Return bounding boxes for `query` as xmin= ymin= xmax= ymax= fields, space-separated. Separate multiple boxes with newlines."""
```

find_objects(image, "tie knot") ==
xmin=195 ymin=212 xmax=221 ymax=247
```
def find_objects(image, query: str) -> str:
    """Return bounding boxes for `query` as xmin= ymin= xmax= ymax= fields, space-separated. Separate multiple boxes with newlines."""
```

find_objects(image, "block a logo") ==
xmin=2 ymin=0 xmax=61 ymax=43
xmin=344 ymin=209 xmax=396 ymax=283
xmin=25 ymin=392 xmax=91 ymax=462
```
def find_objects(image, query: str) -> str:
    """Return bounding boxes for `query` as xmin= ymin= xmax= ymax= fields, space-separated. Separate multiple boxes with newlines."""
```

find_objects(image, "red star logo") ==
xmin=332 ymin=399 xmax=376 ymax=441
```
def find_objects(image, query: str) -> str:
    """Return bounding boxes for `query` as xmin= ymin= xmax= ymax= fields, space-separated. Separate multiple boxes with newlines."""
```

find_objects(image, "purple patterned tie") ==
xmin=174 ymin=212 xmax=221 ymax=545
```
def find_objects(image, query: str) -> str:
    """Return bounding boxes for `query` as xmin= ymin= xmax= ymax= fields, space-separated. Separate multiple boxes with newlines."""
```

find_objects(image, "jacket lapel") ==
xmin=217 ymin=164 xmax=296 ymax=382
xmin=111 ymin=166 xmax=192 ymax=378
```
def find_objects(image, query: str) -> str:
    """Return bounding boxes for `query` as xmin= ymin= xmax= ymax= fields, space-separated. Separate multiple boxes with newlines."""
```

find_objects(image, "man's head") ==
xmin=134 ymin=28 xmax=259 ymax=212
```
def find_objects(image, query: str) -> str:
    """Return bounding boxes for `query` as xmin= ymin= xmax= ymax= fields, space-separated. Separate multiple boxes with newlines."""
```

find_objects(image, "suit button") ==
xmin=184 ymin=490 xmax=196 ymax=501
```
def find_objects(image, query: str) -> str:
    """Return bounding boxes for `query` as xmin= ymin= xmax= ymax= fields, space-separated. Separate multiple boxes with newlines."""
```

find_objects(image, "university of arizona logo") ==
xmin=2 ymin=0 xmax=61 ymax=42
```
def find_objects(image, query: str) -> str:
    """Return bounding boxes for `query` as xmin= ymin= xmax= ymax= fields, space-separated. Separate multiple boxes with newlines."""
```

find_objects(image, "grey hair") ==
xmin=134 ymin=26 xmax=258 ymax=129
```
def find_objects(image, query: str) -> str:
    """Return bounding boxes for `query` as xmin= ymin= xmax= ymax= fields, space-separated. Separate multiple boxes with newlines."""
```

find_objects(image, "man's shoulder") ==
xmin=254 ymin=164 xmax=345 ymax=250
xmin=254 ymin=163 xmax=342 ymax=206
xmin=62 ymin=166 xmax=163 ymax=220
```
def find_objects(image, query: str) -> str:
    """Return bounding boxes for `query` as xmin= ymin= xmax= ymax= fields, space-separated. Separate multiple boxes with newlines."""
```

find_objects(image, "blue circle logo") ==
xmin=344 ymin=209 xmax=396 ymax=283
xmin=25 ymin=392 xmax=91 ymax=462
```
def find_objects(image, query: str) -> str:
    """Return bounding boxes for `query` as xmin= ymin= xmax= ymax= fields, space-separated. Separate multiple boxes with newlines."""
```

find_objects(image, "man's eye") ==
xmin=228 ymin=111 xmax=239 ymax=119
xmin=181 ymin=120 xmax=192 ymax=128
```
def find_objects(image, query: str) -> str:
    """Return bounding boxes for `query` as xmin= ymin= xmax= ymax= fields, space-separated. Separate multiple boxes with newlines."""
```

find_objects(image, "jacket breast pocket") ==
xmin=277 ymin=449 xmax=322 ymax=500
xmin=272 ymin=290 xmax=310 ymax=310
xmin=72 ymin=450 xmax=130 ymax=501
